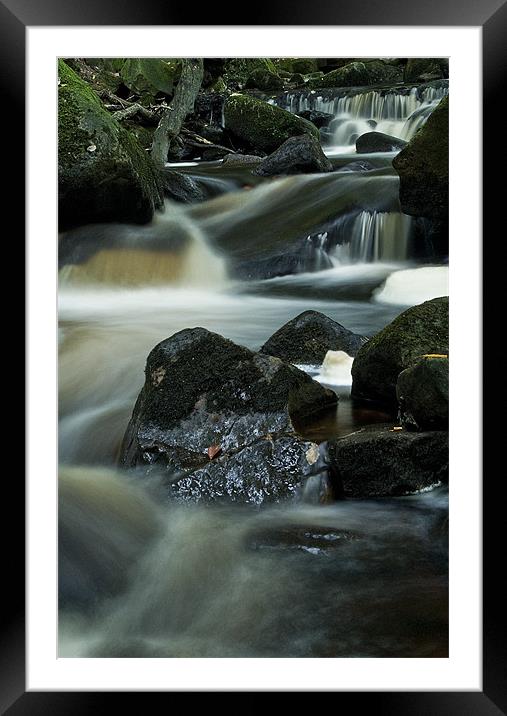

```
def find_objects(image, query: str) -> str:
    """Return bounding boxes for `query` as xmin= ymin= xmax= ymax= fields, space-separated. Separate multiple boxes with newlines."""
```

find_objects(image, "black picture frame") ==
xmin=7 ymin=0 xmax=502 ymax=711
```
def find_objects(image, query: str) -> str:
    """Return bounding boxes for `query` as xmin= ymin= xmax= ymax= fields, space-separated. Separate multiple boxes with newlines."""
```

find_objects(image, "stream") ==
xmin=59 ymin=81 xmax=449 ymax=658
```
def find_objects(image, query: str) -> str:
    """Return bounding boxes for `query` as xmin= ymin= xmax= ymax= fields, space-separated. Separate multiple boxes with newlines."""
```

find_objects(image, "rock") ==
xmin=296 ymin=110 xmax=334 ymax=128
xmin=351 ymin=297 xmax=449 ymax=405
xmin=224 ymin=58 xmax=279 ymax=86
xmin=328 ymin=424 xmax=448 ymax=498
xmin=356 ymin=131 xmax=408 ymax=153
xmin=120 ymin=58 xmax=180 ymax=99
xmin=224 ymin=93 xmax=319 ymax=153
xmin=396 ymin=355 xmax=449 ymax=431
xmin=58 ymin=60 xmax=164 ymax=231
xmin=260 ymin=310 xmax=367 ymax=363
xmin=289 ymin=73 xmax=305 ymax=85
xmin=311 ymin=60 xmax=403 ymax=89
xmin=254 ymin=134 xmax=333 ymax=176
xmin=404 ymin=59 xmax=448 ymax=84
xmin=245 ymin=67 xmax=284 ymax=91
xmin=392 ymin=96 xmax=448 ymax=220
xmin=222 ymin=153 xmax=263 ymax=167
xmin=274 ymin=58 xmax=319 ymax=75
xmin=119 ymin=328 xmax=337 ymax=504
xmin=162 ymin=170 xmax=206 ymax=203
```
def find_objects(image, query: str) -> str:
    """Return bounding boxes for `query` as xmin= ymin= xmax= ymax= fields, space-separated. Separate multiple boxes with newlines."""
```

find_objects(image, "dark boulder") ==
xmin=328 ymin=424 xmax=448 ymax=498
xmin=254 ymin=134 xmax=333 ymax=176
xmin=260 ymin=310 xmax=367 ymax=364
xmin=224 ymin=93 xmax=319 ymax=153
xmin=351 ymin=297 xmax=448 ymax=406
xmin=404 ymin=58 xmax=448 ymax=84
xmin=392 ymin=95 xmax=448 ymax=220
xmin=397 ymin=355 xmax=449 ymax=431
xmin=162 ymin=170 xmax=206 ymax=203
xmin=310 ymin=60 xmax=403 ymax=89
xmin=356 ymin=131 xmax=408 ymax=154
xmin=58 ymin=60 xmax=164 ymax=230
xmin=297 ymin=110 xmax=334 ymax=128
xmin=119 ymin=328 xmax=337 ymax=504
xmin=245 ymin=67 xmax=284 ymax=91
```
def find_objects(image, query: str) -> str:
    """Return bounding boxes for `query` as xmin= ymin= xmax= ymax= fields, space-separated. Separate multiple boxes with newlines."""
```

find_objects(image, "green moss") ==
xmin=392 ymin=96 xmax=448 ymax=218
xmin=224 ymin=93 xmax=319 ymax=152
xmin=245 ymin=67 xmax=284 ymax=91
xmin=58 ymin=59 xmax=163 ymax=229
xmin=120 ymin=58 xmax=180 ymax=97
xmin=404 ymin=58 xmax=447 ymax=83
xmin=224 ymin=58 xmax=278 ymax=85
xmin=310 ymin=60 xmax=402 ymax=89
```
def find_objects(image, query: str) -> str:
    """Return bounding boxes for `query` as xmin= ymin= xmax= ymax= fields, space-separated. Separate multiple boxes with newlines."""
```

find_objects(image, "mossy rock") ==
xmin=397 ymin=355 xmax=449 ymax=431
xmin=58 ymin=59 xmax=164 ymax=230
xmin=224 ymin=93 xmax=319 ymax=153
xmin=392 ymin=95 xmax=448 ymax=219
xmin=351 ymin=296 xmax=449 ymax=405
xmin=245 ymin=67 xmax=284 ymax=91
xmin=404 ymin=58 xmax=448 ymax=83
xmin=224 ymin=58 xmax=278 ymax=86
xmin=274 ymin=58 xmax=319 ymax=75
xmin=120 ymin=58 xmax=180 ymax=97
xmin=310 ymin=60 xmax=402 ymax=89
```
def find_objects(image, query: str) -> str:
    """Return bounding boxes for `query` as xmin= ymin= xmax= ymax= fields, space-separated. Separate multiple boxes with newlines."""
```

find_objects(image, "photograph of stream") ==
xmin=58 ymin=57 xmax=449 ymax=659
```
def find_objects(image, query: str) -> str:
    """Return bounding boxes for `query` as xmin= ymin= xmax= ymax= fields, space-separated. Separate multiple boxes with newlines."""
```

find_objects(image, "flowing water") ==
xmin=59 ymin=81 xmax=449 ymax=658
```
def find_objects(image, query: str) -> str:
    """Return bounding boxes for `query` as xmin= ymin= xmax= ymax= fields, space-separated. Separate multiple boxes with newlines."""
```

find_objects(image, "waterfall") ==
xmin=333 ymin=211 xmax=413 ymax=263
xmin=273 ymin=82 xmax=448 ymax=148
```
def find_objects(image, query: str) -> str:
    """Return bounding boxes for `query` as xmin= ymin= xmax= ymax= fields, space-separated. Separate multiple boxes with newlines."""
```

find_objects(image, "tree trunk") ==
xmin=151 ymin=59 xmax=204 ymax=168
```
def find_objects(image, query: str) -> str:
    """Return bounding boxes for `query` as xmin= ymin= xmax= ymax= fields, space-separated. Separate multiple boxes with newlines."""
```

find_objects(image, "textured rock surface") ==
xmin=396 ymin=355 xmax=449 ymax=431
xmin=254 ymin=134 xmax=333 ymax=176
xmin=356 ymin=131 xmax=408 ymax=154
xmin=351 ymin=297 xmax=448 ymax=405
xmin=119 ymin=328 xmax=337 ymax=503
xmin=58 ymin=60 xmax=163 ymax=230
xmin=328 ymin=424 xmax=449 ymax=498
xmin=260 ymin=310 xmax=367 ymax=363
xmin=392 ymin=96 xmax=448 ymax=220
xmin=224 ymin=93 xmax=319 ymax=153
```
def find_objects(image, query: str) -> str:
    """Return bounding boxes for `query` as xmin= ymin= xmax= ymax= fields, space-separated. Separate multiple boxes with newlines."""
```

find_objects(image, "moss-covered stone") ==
xmin=120 ymin=58 xmax=180 ymax=98
xmin=245 ymin=67 xmax=284 ymax=91
xmin=392 ymin=95 xmax=448 ymax=219
xmin=58 ymin=59 xmax=164 ymax=230
xmin=351 ymin=297 xmax=449 ymax=405
xmin=274 ymin=58 xmax=320 ymax=75
xmin=404 ymin=58 xmax=448 ymax=83
xmin=224 ymin=93 xmax=319 ymax=152
xmin=397 ymin=356 xmax=449 ymax=431
xmin=310 ymin=60 xmax=402 ymax=89
xmin=224 ymin=58 xmax=278 ymax=86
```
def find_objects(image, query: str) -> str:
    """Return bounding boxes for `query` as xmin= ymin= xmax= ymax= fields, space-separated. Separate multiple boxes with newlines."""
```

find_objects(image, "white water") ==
xmin=332 ymin=211 xmax=413 ymax=263
xmin=275 ymin=84 xmax=448 ymax=151
xmin=373 ymin=266 xmax=449 ymax=305
xmin=315 ymin=350 xmax=354 ymax=387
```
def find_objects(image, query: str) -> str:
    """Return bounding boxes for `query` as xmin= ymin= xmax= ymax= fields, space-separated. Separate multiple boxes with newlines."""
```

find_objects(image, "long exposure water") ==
xmin=59 ymin=84 xmax=449 ymax=658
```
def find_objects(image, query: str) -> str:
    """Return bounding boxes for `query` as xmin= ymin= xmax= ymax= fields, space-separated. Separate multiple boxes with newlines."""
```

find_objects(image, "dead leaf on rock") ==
xmin=207 ymin=445 xmax=222 ymax=460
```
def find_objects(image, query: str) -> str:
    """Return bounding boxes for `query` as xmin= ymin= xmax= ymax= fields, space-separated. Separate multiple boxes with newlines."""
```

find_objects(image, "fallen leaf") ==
xmin=207 ymin=445 xmax=222 ymax=460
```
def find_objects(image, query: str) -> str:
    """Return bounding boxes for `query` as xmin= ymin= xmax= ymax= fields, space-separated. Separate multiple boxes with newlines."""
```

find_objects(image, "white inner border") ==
xmin=27 ymin=27 xmax=482 ymax=691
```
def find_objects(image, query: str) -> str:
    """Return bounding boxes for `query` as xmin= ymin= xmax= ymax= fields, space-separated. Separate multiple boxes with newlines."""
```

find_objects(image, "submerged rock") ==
xmin=392 ymin=95 xmax=448 ymax=220
xmin=356 ymin=131 xmax=407 ymax=154
xmin=351 ymin=297 xmax=449 ymax=405
xmin=119 ymin=328 xmax=337 ymax=504
xmin=254 ymin=134 xmax=333 ymax=176
xmin=396 ymin=355 xmax=449 ymax=431
xmin=58 ymin=60 xmax=163 ymax=230
xmin=162 ymin=170 xmax=206 ymax=203
xmin=337 ymin=160 xmax=376 ymax=173
xmin=296 ymin=110 xmax=333 ymax=128
xmin=328 ymin=424 xmax=448 ymax=498
xmin=260 ymin=310 xmax=367 ymax=364
xmin=224 ymin=93 xmax=319 ymax=153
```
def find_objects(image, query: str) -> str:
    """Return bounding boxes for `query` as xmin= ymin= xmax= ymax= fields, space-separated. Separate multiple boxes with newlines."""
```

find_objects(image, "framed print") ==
xmin=5 ymin=0 xmax=502 ymax=709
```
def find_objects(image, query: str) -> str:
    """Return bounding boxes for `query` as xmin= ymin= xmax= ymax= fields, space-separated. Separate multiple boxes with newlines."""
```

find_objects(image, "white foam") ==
xmin=315 ymin=350 xmax=354 ymax=387
xmin=373 ymin=266 xmax=449 ymax=306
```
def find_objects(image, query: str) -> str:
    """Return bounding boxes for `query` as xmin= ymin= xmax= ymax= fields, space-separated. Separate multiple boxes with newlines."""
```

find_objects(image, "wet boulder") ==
xmin=254 ymin=134 xmax=333 ymax=176
xmin=224 ymin=93 xmax=319 ymax=153
xmin=260 ymin=310 xmax=368 ymax=364
xmin=351 ymin=296 xmax=448 ymax=406
xmin=404 ymin=58 xmax=448 ymax=84
xmin=119 ymin=328 xmax=337 ymax=504
xmin=396 ymin=355 xmax=449 ymax=431
xmin=311 ymin=60 xmax=402 ymax=89
xmin=328 ymin=424 xmax=449 ymax=498
xmin=245 ymin=67 xmax=284 ymax=91
xmin=162 ymin=170 xmax=206 ymax=203
xmin=356 ymin=132 xmax=408 ymax=154
xmin=392 ymin=95 xmax=448 ymax=220
xmin=58 ymin=60 xmax=164 ymax=230
xmin=296 ymin=110 xmax=333 ymax=128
